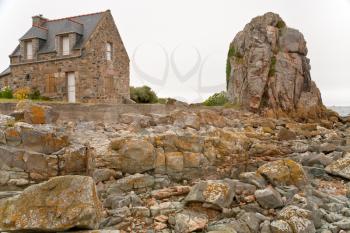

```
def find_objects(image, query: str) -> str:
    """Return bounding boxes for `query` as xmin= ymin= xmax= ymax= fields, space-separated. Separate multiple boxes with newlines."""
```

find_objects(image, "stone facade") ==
xmin=0 ymin=10 xmax=130 ymax=103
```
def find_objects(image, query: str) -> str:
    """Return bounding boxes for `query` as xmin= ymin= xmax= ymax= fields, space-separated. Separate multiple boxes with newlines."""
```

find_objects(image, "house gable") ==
xmin=0 ymin=10 xmax=130 ymax=104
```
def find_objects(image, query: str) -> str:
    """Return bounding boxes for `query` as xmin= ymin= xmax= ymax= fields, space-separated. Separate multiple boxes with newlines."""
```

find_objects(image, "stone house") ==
xmin=0 ymin=10 xmax=130 ymax=103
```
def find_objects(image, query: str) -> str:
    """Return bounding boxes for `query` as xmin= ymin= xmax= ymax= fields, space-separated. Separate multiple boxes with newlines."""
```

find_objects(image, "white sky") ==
xmin=0 ymin=0 xmax=349 ymax=105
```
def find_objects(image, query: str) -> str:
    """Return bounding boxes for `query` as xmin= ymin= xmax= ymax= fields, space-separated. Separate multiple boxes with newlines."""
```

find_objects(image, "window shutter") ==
xmin=45 ymin=75 xmax=56 ymax=94
xmin=26 ymin=41 xmax=33 ymax=59
xmin=62 ymin=36 xmax=70 ymax=55
xmin=106 ymin=42 xmax=112 ymax=61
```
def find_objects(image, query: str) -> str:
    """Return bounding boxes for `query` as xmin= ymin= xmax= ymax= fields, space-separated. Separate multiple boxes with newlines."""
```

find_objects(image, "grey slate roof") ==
xmin=11 ymin=11 xmax=105 ymax=56
xmin=0 ymin=67 xmax=11 ymax=77
xmin=20 ymin=26 xmax=48 ymax=40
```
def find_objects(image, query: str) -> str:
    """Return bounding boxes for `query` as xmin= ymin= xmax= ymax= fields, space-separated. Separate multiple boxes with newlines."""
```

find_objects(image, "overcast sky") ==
xmin=0 ymin=0 xmax=349 ymax=105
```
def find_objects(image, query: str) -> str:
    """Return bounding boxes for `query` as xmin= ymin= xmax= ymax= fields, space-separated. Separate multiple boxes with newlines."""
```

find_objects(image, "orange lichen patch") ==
xmin=0 ymin=176 xmax=102 ymax=231
xmin=4 ymin=128 xmax=20 ymax=138
xmin=257 ymin=159 xmax=307 ymax=187
xmin=317 ymin=180 xmax=348 ymax=196
xmin=203 ymin=183 xmax=229 ymax=202
xmin=28 ymin=105 xmax=46 ymax=124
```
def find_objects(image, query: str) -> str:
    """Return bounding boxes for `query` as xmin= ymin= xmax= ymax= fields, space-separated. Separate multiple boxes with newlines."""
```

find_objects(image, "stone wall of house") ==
xmin=80 ymin=11 xmax=130 ymax=102
xmin=0 ymin=11 xmax=130 ymax=104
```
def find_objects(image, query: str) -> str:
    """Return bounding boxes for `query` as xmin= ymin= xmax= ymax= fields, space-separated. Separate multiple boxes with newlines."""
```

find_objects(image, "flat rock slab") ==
xmin=185 ymin=179 xmax=235 ymax=209
xmin=0 ymin=175 xmax=102 ymax=232
xmin=0 ymin=191 xmax=22 ymax=200
xmin=325 ymin=155 xmax=350 ymax=180
xmin=174 ymin=210 xmax=208 ymax=233
xmin=255 ymin=186 xmax=284 ymax=209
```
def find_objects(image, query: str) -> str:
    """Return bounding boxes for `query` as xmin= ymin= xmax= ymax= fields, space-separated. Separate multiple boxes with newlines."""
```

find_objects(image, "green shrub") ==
xmin=203 ymin=91 xmax=229 ymax=106
xmin=157 ymin=98 xmax=167 ymax=104
xmin=226 ymin=59 xmax=231 ymax=89
xmin=28 ymin=88 xmax=41 ymax=100
xmin=0 ymin=86 xmax=13 ymax=99
xmin=130 ymin=85 xmax=158 ymax=103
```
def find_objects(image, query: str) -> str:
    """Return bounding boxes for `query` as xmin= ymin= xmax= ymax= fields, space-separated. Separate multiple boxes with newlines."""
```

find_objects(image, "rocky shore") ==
xmin=0 ymin=101 xmax=350 ymax=233
xmin=1 ymin=11 xmax=349 ymax=233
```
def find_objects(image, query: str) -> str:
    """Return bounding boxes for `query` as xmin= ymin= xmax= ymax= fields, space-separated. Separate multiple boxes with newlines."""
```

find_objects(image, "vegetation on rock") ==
xmin=130 ymin=85 xmax=158 ymax=103
xmin=0 ymin=86 xmax=13 ymax=99
xmin=203 ymin=91 xmax=229 ymax=106
xmin=268 ymin=56 xmax=277 ymax=77
xmin=14 ymin=87 xmax=31 ymax=100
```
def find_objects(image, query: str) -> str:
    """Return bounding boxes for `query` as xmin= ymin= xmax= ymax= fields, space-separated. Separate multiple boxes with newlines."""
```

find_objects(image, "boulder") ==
xmin=58 ymin=144 xmax=87 ymax=175
xmin=15 ymin=101 xmax=59 ymax=124
xmin=278 ymin=205 xmax=316 ymax=233
xmin=4 ymin=122 xmax=69 ymax=154
xmin=325 ymin=155 xmax=350 ymax=179
xmin=171 ymin=110 xmax=200 ymax=130
xmin=270 ymin=220 xmax=292 ymax=233
xmin=174 ymin=210 xmax=208 ymax=233
xmin=239 ymin=172 xmax=267 ymax=188
xmin=277 ymin=128 xmax=297 ymax=141
xmin=0 ymin=145 xmax=58 ymax=183
xmin=255 ymin=186 xmax=284 ymax=209
xmin=150 ymin=201 xmax=183 ymax=216
xmin=0 ymin=114 xmax=15 ymax=128
xmin=257 ymin=159 xmax=307 ymax=187
xmin=110 ymin=138 xmax=155 ymax=174
xmin=226 ymin=12 xmax=328 ymax=120
xmin=92 ymin=168 xmax=119 ymax=183
xmin=0 ymin=175 xmax=102 ymax=232
xmin=107 ymin=173 xmax=155 ymax=194
xmin=185 ymin=179 xmax=236 ymax=209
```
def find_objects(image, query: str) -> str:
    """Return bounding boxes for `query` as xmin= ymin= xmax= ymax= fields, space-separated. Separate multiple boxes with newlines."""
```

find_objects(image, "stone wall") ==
xmin=0 ymin=103 xmax=184 ymax=122
xmin=0 ymin=11 xmax=129 ymax=104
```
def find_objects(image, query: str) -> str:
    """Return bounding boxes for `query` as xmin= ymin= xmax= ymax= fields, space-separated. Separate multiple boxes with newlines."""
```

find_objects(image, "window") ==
xmin=106 ymin=42 xmax=112 ymax=61
xmin=26 ymin=41 xmax=33 ymax=59
xmin=62 ymin=36 xmax=70 ymax=55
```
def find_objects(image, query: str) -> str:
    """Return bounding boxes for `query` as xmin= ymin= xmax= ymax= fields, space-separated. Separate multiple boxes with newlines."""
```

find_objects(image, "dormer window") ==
xmin=106 ymin=42 xmax=112 ymax=61
xmin=26 ymin=41 xmax=33 ymax=59
xmin=62 ymin=36 xmax=70 ymax=55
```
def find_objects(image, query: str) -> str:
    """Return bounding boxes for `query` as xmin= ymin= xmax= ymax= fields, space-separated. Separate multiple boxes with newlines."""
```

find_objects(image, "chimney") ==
xmin=32 ymin=14 xmax=48 ymax=27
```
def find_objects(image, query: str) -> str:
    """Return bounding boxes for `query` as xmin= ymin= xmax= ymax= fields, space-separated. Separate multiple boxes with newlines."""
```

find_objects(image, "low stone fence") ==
xmin=0 ymin=102 xmax=184 ymax=122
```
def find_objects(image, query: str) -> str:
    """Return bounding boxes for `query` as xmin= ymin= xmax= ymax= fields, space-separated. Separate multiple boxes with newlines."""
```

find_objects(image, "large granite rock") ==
xmin=15 ymin=101 xmax=59 ymax=124
xmin=257 ymin=159 xmax=307 ymax=187
xmin=0 ymin=175 xmax=102 ymax=232
xmin=184 ymin=179 xmax=236 ymax=209
xmin=325 ymin=155 xmax=350 ymax=179
xmin=174 ymin=210 xmax=208 ymax=233
xmin=110 ymin=138 xmax=156 ymax=174
xmin=277 ymin=205 xmax=316 ymax=233
xmin=226 ymin=12 xmax=329 ymax=120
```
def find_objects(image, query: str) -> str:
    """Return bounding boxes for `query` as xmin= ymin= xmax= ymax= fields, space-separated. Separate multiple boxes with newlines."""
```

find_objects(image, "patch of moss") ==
xmin=227 ymin=46 xmax=236 ymax=58
xmin=226 ymin=59 xmax=231 ymax=89
xmin=268 ymin=56 xmax=277 ymax=77
xmin=276 ymin=20 xmax=286 ymax=29
xmin=226 ymin=46 xmax=244 ymax=89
